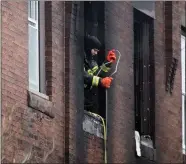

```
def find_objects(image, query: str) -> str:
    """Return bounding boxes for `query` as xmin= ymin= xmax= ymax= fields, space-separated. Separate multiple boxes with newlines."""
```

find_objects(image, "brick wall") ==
xmin=155 ymin=1 xmax=183 ymax=163
xmin=2 ymin=1 xmax=186 ymax=164
xmin=64 ymin=1 xmax=85 ymax=163
xmin=45 ymin=1 xmax=66 ymax=163
xmin=2 ymin=1 xmax=66 ymax=163
xmin=105 ymin=2 xmax=135 ymax=163
xmin=2 ymin=1 xmax=29 ymax=163
xmin=83 ymin=112 xmax=104 ymax=163
xmin=1 ymin=1 xmax=84 ymax=163
xmin=84 ymin=132 xmax=104 ymax=163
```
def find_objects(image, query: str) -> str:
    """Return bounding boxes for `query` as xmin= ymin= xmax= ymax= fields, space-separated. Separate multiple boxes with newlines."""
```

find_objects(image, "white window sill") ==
xmin=28 ymin=88 xmax=49 ymax=100
xmin=183 ymin=146 xmax=186 ymax=154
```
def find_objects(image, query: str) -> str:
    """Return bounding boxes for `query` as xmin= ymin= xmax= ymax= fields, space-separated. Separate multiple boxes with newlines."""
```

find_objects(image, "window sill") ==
xmin=83 ymin=110 xmax=104 ymax=139
xmin=140 ymin=141 xmax=156 ymax=161
xmin=135 ymin=131 xmax=156 ymax=161
xmin=27 ymin=90 xmax=54 ymax=119
xmin=182 ymin=146 xmax=186 ymax=154
xmin=28 ymin=89 xmax=49 ymax=100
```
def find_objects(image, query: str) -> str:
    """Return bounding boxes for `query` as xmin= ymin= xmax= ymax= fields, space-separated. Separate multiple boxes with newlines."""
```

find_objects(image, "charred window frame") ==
xmin=84 ymin=2 xmax=106 ymax=118
xmin=134 ymin=8 xmax=155 ymax=159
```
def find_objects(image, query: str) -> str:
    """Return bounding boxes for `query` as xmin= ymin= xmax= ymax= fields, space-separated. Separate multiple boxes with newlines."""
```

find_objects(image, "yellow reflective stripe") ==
xmin=92 ymin=76 xmax=100 ymax=86
xmin=101 ymin=64 xmax=110 ymax=72
xmin=92 ymin=66 xmax=98 ymax=74
xmin=87 ymin=69 xmax=93 ymax=76
xmin=87 ymin=66 xmax=98 ymax=76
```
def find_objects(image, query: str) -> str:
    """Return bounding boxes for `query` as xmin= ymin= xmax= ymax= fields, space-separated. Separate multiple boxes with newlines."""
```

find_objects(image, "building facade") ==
xmin=1 ymin=1 xmax=186 ymax=163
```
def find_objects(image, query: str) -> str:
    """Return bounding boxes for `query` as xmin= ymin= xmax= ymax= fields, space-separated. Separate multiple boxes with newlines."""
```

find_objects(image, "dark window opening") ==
xmin=84 ymin=2 xmax=106 ymax=118
xmin=134 ymin=8 xmax=155 ymax=148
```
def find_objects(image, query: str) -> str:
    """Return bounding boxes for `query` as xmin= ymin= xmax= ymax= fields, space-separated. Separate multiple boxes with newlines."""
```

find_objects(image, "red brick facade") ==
xmin=1 ymin=1 xmax=186 ymax=164
xmin=105 ymin=2 xmax=135 ymax=163
xmin=155 ymin=2 xmax=183 ymax=163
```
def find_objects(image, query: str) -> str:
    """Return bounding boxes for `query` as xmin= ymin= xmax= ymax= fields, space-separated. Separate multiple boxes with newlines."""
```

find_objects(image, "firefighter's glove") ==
xmin=106 ymin=50 xmax=116 ymax=63
xmin=101 ymin=77 xmax=113 ymax=88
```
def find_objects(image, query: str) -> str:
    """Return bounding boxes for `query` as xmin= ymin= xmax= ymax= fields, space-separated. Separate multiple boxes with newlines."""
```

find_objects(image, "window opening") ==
xmin=134 ymin=8 xmax=155 ymax=154
xmin=84 ymin=1 xmax=106 ymax=118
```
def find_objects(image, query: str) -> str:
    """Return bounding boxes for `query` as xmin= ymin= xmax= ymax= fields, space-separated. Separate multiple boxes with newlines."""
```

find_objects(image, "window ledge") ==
xmin=183 ymin=146 xmax=186 ymax=154
xmin=28 ymin=90 xmax=54 ymax=119
xmin=28 ymin=89 xmax=49 ymax=100
xmin=83 ymin=110 xmax=104 ymax=139
xmin=140 ymin=142 xmax=156 ymax=161
xmin=135 ymin=132 xmax=156 ymax=161
xmin=140 ymin=136 xmax=156 ymax=161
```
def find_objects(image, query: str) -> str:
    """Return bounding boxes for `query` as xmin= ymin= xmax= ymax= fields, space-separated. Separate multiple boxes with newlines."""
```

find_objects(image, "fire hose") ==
xmin=88 ymin=49 xmax=121 ymax=164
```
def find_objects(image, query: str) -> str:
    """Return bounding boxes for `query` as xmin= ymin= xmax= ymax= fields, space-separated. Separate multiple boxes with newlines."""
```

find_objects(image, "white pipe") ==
xmin=105 ymin=89 xmax=108 ymax=163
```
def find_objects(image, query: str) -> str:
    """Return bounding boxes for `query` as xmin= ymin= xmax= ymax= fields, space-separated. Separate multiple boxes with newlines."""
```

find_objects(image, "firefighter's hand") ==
xmin=106 ymin=50 xmax=116 ymax=63
xmin=101 ymin=77 xmax=113 ymax=88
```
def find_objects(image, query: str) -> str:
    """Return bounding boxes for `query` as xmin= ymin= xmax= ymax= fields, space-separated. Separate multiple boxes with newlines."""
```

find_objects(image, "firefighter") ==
xmin=84 ymin=35 xmax=116 ymax=112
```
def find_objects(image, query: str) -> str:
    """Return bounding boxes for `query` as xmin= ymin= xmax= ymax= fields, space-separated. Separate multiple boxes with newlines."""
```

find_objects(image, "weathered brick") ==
xmin=155 ymin=1 xmax=183 ymax=163
xmin=2 ymin=1 xmax=186 ymax=164
xmin=105 ymin=1 xmax=135 ymax=163
xmin=2 ymin=1 xmax=66 ymax=163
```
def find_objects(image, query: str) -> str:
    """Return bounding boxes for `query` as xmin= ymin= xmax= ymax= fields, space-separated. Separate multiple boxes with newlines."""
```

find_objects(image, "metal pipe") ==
xmin=105 ymin=89 xmax=108 ymax=163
